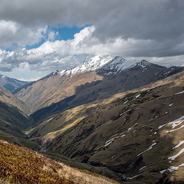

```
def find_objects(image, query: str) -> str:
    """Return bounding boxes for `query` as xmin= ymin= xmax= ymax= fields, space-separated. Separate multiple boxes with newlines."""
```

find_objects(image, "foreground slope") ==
xmin=0 ymin=140 xmax=117 ymax=184
xmin=14 ymin=56 xmax=183 ymax=114
xmin=29 ymin=71 xmax=184 ymax=183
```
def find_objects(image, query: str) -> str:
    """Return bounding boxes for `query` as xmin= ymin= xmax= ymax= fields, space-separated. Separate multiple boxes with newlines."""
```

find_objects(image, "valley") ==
xmin=0 ymin=56 xmax=184 ymax=183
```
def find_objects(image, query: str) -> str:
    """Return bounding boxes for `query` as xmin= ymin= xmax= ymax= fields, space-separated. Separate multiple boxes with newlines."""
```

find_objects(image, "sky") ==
xmin=0 ymin=0 xmax=184 ymax=81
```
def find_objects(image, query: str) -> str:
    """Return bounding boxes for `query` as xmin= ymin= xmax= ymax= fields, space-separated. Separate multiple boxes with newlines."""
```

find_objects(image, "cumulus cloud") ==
xmin=0 ymin=20 xmax=47 ymax=48
xmin=0 ymin=26 xmax=96 ymax=72
xmin=48 ymin=31 xmax=58 ymax=41
xmin=0 ymin=25 xmax=184 ymax=74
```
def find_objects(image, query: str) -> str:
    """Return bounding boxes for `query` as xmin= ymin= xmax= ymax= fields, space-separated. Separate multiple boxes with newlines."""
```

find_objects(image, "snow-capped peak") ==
xmin=52 ymin=56 xmax=150 ymax=77
xmin=69 ymin=55 xmax=113 ymax=75
xmin=100 ymin=56 xmax=136 ymax=73
xmin=131 ymin=60 xmax=151 ymax=68
xmin=53 ymin=55 xmax=114 ymax=76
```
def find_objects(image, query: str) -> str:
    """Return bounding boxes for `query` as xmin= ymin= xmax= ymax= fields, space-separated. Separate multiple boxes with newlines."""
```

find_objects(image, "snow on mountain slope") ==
xmin=131 ymin=60 xmax=151 ymax=68
xmin=53 ymin=55 xmax=112 ymax=76
xmin=99 ymin=56 xmax=136 ymax=73
xmin=52 ymin=55 xmax=140 ymax=77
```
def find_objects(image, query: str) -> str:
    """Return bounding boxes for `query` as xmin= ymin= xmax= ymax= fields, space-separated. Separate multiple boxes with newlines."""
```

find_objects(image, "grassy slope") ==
xmin=0 ymin=86 xmax=29 ymax=115
xmin=15 ymin=72 xmax=103 ymax=113
xmin=0 ymin=99 xmax=39 ymax=150
xmin=0 ymin=140 xmax=117 ymax=184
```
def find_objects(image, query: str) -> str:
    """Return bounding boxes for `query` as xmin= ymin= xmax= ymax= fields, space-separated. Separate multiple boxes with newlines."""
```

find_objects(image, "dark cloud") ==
xmin=0 ymin=0 xmax=184 ymax=60
xmin=0 ymin=0 xmax=183 ymax=40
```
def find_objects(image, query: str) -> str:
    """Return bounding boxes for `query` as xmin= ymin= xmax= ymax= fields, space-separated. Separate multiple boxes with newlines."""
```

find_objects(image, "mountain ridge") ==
xmin=0 ymin=74 xmax=28 ymax=92
xmin=0 ymin=86 xmax=30 ymax=115
xmin=14 ymin=55 xmax=184 ymax=115
xmin=50 ymin=56 xmax=159 ymax=78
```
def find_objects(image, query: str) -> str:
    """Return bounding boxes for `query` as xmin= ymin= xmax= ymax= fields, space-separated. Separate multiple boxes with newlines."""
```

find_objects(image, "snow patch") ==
xmin=160 ymin=170 xmax=166 ymax=174
xmin=104 ymin=132 xmax=126 ymax=148
xmin=168 ymin=116 xmax=184 ymax=129
xmin=127 ymin=174 xmax=141 ymax=180
xmin=127 ymin=123 xmax=138 ymax=132
xmin=168 ymin=103 xmax=174 ymax=107
xmin=136 ymin=94 xmax=141 ymax=99
xmin=175 ymin=90 xmax=184 ymax=95
xmin=168 ymin=166 xmax=179 ymax=172
xmin=104 ymin=138 xmax=115 ymax=147
xmin=168 ymin=164 xmax=184 ymax=172
xmin=120 ymin=113 xmax=123 ymax=117
xmin=166 ymin=125 xmax=184 ymax=133
xmin=173 ymin=140 xmax=184 ymax=149
xmin=121 ymin=134 xmax=126 ymax=138
xmin=139 ymin=166 xmax=146 ymax=171
xmin=168 ymin=148 xmax=184 ymax=161
xmin=158 ymin=115 xmax=184 ymax=131
xmin=124 ymin=100 xmax=128 ymax=104
xmin=158 ymin=124 xmax=166 ymax=129
xmin=137 ymin=142 xmax=157 ymax=156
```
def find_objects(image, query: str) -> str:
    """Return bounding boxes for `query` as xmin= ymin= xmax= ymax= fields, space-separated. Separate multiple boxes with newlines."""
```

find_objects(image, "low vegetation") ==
xmin=0 ymin=140 xmax=116 ymax=184
xmin=0 ymin=140 xmax=74 ymax=184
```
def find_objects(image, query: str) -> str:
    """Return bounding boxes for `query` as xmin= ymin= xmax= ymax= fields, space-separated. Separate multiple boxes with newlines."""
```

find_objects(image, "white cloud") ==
xmin=0 ymin=20 xmax=18 ymax=34
xmin=18 ymin=77 xmax=41 ymax=82
xmin=0 ymin=20 xmax=47 ymax=49
xmin=0 ymin=25 xmax=184 ymax=75
xmin=48 ymin=31 xmax=58 ymax=41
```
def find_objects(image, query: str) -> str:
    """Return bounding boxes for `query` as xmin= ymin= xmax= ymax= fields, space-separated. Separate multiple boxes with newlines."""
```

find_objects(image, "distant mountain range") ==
xmin=0 ymin=74 xmax=28 ymax=92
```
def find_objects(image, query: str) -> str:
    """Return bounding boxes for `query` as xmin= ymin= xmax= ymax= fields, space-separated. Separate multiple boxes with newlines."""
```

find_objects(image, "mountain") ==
xmin=0 ymin=140 xmax=116 ymax=184
xmin=0 ymin=100 xmax=31 ymax=143
xmin=0 ymin=86 xmax=36 ymax=149
xmin=0 ymin=74 xmax=28 ymax=92
xmin=14 ymin=55 xmax=184 ymax=116
xmin=0 ymin=86 xmax=30 ymax=115
xmin=28 ymin=70 xmax=184 ymax=183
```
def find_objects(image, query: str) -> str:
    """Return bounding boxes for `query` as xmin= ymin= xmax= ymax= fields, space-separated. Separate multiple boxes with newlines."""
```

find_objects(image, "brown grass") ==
xmin=0 ymin=178 xmax=11 ymax=184
xmin=57 ymin=162 xmax=118 ymax=184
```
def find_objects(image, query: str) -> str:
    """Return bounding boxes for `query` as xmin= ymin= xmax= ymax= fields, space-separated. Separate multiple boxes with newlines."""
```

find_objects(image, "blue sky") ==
xmin=26 ymin=26 xmax=84 ymax=49
xmin=0 ymin=0 xmax=184 ymax=81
